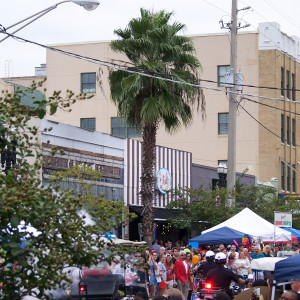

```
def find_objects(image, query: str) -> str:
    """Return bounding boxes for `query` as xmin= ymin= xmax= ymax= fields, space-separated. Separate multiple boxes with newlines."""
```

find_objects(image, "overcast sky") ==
xmin=1 ymin=0 xmax=300 ymax=78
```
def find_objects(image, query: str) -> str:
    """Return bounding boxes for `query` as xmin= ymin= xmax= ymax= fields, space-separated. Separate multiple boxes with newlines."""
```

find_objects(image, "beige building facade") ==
xmin=43 ymin=22 xmax=299 ymax=194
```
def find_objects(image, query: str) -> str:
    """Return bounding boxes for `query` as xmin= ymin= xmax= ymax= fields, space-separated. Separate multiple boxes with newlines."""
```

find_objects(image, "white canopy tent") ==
xmin=202 ymin=208 xmax=291 ymax=242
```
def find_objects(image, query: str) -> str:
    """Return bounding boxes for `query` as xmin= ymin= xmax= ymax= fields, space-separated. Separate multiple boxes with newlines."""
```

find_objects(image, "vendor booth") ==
xmin=189 ymin=226 xmax=251 ymax=247
xmin=282 ymin=227 xmax=300 ymax=243
xmin=202 ymin=208 xmax=291 ymax=242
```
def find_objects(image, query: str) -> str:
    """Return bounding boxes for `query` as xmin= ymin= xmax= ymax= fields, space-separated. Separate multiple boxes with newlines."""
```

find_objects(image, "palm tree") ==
xmin=109 ymin=8 xmax=205 ymax=246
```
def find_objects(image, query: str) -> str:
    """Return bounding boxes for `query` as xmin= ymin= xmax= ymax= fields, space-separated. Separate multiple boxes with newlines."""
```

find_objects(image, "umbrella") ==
xmin=274 ymin=254 xmax=300 ymax=281
xmin=250 ymin=257 xmax=286 ymax=271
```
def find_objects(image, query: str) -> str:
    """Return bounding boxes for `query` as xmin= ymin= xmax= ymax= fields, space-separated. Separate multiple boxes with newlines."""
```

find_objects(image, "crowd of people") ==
xmin=143 ymin=239 xmax=300 ymax=300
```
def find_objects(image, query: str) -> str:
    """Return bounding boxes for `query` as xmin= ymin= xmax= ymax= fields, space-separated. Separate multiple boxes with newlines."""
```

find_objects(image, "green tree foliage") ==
xmin=0 ymin=85 xmax=123 ymax=299
xmin=109 ymin=8 xmax=205 ymax=245
xmin=167 ymin=182 xmax=300 ymax=237
xmin=167 ymin=186 xmax=238 ymax=236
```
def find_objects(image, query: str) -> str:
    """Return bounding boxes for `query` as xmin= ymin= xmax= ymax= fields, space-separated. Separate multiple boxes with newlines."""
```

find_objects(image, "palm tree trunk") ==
xmin=141 ymin=123 xmax=157 ymax=247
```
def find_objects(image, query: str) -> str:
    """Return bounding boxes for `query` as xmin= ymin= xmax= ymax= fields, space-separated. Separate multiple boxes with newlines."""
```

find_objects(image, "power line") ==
xmin=1 ymin=30 xmax=300 ymax=105
xmin=242 ymin=97 xmax=300 ymax=116
xmin=236 ymin=98 xmax=300 ymax=147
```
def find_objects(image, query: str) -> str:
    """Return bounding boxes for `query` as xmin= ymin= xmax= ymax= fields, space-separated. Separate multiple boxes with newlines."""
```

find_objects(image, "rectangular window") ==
xmin=81 ymin=72 xmax=96 ymax=94
xmin=281 ymin=67 xmax=284 ymax=97
xmin=218 ymin=113 xmax=229 ymax=135
xmin=286 ymin=70 xmax=290 ymax=99
xmin=217 ymin=65 xmax=230 ymax=87
xmin=287 ymin=165 xmax=290 ymax=192
xmin=218 ymin=160 xmax=228 ymax=167
xmin=281 ymin=114 xmax=285 ymax=143
xmin=292 ymin=164 xmax=296 ymax=193
xmin=111 ymin=117 xmax=141 ymax=138
xmin=287 ymin=116 xmax=290 ymax=145
xmin=292 ymin=73 xmax=296 ymax=101
xmin=292 ymin=118 xmax=296 ymax=147
xmin=80 ymin=118 xmax=95 ymax=131
xmin=281 ymin=161 xmax=285 ymax=191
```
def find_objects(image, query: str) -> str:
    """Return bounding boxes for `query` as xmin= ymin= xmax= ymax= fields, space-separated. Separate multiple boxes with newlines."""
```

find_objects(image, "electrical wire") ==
xmin=236 ymin=98 xmax=300 ymax=147
xmin=1 ymin=30 xmax=300 ymax=104
xmin=242 ymin=97 xmax=300 ymax=116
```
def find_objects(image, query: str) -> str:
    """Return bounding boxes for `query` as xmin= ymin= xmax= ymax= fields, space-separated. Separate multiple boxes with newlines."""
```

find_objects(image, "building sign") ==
xmin=274 ymin=212 xmax=292 ymax=227
xmin=156 ymin=167 xmax=171 ymax=194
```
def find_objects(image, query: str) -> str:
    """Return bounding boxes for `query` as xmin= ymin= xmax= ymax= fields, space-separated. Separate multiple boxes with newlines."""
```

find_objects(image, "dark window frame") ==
xmin=111 ymin=117 xmax=141 ymax=138
xmin=80 ymin=118 xmax=96 ymax=131
xmin=292 ymin=73 xmax=296 ymax=101
xmin=286 ymin=70 xmax=290 ymax=99
xmin=287 ymin=116 xmax=290 ymax=145
xmin=218 ymin=113 xmax=229 ymax=135
xmin=292 ymin=118 xmax=296 ymax=147
xmin=281 ymin=67 xmax=285 ymax=97
xmin=281 ymin=161 xmax=285 ymax=191
xmin=292 ymin=164 xmax=296 ymax=193
xmin=81 ymin=72 xmax=96 ymax=94
xmin=287 ymin=165 xmax=290 ymax=192
xmin=281 ymin=114 xmax=285 ymax=143
xmin=217 ymin=65 xmax=230 ymax=87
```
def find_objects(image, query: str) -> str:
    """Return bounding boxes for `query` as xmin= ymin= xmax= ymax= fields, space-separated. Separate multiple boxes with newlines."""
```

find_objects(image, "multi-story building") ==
xmin=42 ymin=22 xmax=300 ymax=194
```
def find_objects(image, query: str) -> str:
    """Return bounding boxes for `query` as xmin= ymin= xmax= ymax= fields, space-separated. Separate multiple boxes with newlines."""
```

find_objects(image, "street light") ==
xmin=0 ymin=0 xmax=100 ymax=43
xmin=217 ymin=164 xmax=228 ymax=188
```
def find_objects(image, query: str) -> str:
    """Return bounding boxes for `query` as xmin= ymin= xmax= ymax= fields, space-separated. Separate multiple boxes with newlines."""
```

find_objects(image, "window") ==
xmin=286 ymin=70 xmax=290 ymax=99
xmin=292 ymin=164 xmax=296 ymax=193
xmin=287 ymin=116 xmax=290 ymax=145
xmin=281 ymin=114 xmax=285 ymax=143
xmin=292 ymin=73 xmax=296 ymax=101
xmin=111 ymin=117 xmax=141 ymax=138
xmin=218 ymin=160 xmax=228 ymax=167
xmin=292 ymin=118 xmax=296 ymax=147
xmin=81 ymin=73 xmax=96 ymax=93
xmin=80 ymin=118 xmax=95 ymax=131
xmin=217 ymin=65 xmax=230 ymax=87
xmin=218 ymin=113 xmax=229 ymax=135
xmin=281 ymin=67 xmax=284 ymax=97
xmin=287 ymin=165 xmax=290 ymax=192
xmin=281 ymin=161 xmax=285 ymax=190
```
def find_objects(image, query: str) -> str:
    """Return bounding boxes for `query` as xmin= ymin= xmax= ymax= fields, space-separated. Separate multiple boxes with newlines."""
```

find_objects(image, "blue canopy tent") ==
xmin=188 ymin=226 xmax=252 ymax=246
xmin=282 ymin=227 xmax=300 ymax=243
xmin=274 ymin=255 xmax=300 ymax=281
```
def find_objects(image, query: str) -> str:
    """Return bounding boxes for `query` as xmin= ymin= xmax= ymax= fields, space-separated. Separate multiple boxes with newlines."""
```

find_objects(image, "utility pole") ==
xmin=227 ymin=0 xmax=238 ymax=193
xmin=220 ymin=1 xmax=250 ymax=194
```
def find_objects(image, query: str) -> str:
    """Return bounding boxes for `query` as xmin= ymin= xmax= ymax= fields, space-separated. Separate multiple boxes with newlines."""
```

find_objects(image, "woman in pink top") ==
xmin=165 ymin=254 xmax=175 ymax=288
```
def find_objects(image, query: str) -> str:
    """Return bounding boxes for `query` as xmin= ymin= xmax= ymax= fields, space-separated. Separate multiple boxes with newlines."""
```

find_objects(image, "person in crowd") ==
xmin=285 ymin=243 xmax=294 ymax=252
xmin=251 ymin=246 xmax=264 ymax=280
xmin=234 ymin=251 xmax=250 ymax=286
xmin=159 ymin=240 xmax=165 ymax=247
xmin=219 ymin=244 xmax=225 ymax=251
xmin=163 ymin=288 xmax=184 ymax=300
xmin=226 ymin=254 xmax=236 ymax=272
xmin=175 ymin=251 xmax=192 ymax=300
xmin=262 ymin=245 xmax=273 ymax=257
xmin=165 ymin=254 xmax=175 ymax=289
xmin=222 ymin=248 xmax=228 ymax=257
xmin=197 ymin=250 xmax=216 ymax=278
xmin=157 ymin=254 xmax=167 ymax=296
xmin=206 ymin=252 xmax=248 ymax=299
xmin=293 ymin=244 xmax=299 ymax=254
xmin=291 ymin=279 xmax=300 ymax=293
xmin=192 ymin=249 xmax=200 ymax=266
xmin=228 ymin=245 xmax=239 ymax=259
xmin=243 ymin=248 xmax=251 ymax=261
xmin=149 ymin=250 xmax=159 ymax=296
xmin=172 ymin=247 xmax=180 ymax=264
xmin=185 ymin=252 xmax=194 ymax=300
xmin=238 ymin=244 xmax=245 ymax=253
xmin=157 ymin=247 xmax=166 ymax=262
xmin=152 ymin=239 xmax=161 ymax=254
xmin=273 ymin=245 xmax=281 ymax=257
xmin=280 ymin=290 xmax=300 ymax=300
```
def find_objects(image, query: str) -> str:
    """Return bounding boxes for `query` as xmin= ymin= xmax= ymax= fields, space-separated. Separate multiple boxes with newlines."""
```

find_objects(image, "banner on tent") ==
xmin=274 ymin=212 xmax=292 ymax=228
